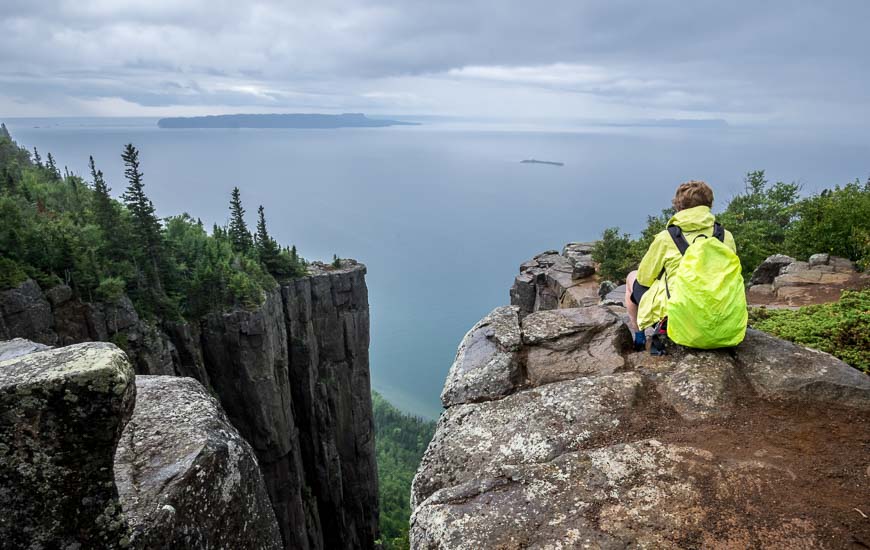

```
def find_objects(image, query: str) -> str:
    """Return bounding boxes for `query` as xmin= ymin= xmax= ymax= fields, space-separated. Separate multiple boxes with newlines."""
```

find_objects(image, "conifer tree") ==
xmin=255 ymin=205 xmax=281 ymax=273
xmin=228 ymin=187 xmax=253 ymax=253
xmin=45 ymin=152 xmax=60 ymax=180
xmin=0 ymin=123 xmax=10 ymax=141
xmin=89 ymin=156 xmax=124 ymax=256
xmin=32 ymin=147 xmax=42 ymax=168
xmin=121 ymin=143 xmax=164 ymax=295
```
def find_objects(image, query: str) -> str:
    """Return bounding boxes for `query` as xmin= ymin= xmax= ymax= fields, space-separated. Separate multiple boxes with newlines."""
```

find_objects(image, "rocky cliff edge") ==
xmin=411 ymin=246 xmax=870 ymax=549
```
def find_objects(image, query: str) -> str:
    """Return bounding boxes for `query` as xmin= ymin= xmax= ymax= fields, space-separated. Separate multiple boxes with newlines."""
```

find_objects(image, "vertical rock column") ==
xmin=283 ymin=263 xmax=379 ymax=550
xmin=199 ymin=288 xmax=312 ymax=550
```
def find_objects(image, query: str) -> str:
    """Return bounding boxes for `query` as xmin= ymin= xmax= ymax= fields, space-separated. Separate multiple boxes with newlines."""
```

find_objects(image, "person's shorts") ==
xmin=630 ymin=280 xmax=649 ymax=306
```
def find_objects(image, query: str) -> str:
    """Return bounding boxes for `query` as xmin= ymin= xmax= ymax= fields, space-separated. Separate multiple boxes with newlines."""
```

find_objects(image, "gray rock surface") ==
xmin=0 ymin=342 xmax=135 ymax=548
xmin=115 ymin=376 xmax=283 ymax=549
xmin=510 ymin=248 xmax=600 ymax=317
xmin=0 ymin=279 xmax=57 ymax=345
xmin=749 ymin=254 xmax=795 ymax=285
xmin=0 ymin=263 xmax=380 ymax=550
xmin=441 ymin=306 xmax=521 ymax=406
xmin=414 ymin=252 xmax=870 ymax=548
xmin=0 ymin=337 xmax=49 ymax=361
xmin=522 ymin=307 xmax=630 ymax=385
xmin=735 ymin=329 xmax=870 ymax=409
xmin=747 ymin=253 xmax=868 ymax=306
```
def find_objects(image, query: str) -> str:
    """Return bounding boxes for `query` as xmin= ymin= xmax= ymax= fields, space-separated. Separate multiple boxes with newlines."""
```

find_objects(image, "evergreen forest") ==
xmin=0 ymin=123 xmax=306 ymax=319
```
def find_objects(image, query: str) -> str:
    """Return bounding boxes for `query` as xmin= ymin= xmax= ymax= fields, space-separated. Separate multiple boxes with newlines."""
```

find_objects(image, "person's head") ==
xmin=672 ymin=180 xmax=714 ymax=211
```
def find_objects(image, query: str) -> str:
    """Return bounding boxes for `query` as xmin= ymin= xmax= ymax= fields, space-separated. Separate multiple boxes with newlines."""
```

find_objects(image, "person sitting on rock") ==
xmin=625 ymin=180 xmax=738 ymax=351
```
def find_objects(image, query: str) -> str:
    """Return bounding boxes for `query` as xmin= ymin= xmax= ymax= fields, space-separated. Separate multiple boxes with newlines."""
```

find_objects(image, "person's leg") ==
xmin=625 ymin=270 xmax=639 ymax=332
xmin=625 ymin=270 xmax=646 ymax=351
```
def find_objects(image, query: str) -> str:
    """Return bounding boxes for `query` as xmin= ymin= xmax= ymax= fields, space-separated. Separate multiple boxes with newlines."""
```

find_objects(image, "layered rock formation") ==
xmin=412 ymin=247 xmax=870 ymax=548
xmin=747 ymin=253 xmax=869 ymax=306
xmin=0 ymin=260 xmax=378 ymax=549
xmin=0 ymin=341 xmax=282 ymax=549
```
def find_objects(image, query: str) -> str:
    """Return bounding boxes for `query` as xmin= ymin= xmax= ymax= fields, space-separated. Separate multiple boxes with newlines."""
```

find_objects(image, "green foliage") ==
xmin=372 ymin=391 xmax=436 ymax=550
xmin=0 ymin=256 xmax=28 ymax=290
xmin=332 ymin=254 xmax=342 ymax=269
xmin=717 ymin=170 xmax=800 ymax=277
xmin=96 ymin=276 xmax=126 ymax=303
xmin=784 ymin=179 xmax=870 ymax=269
xmin=592 ymin=228 xmax=639 ymax=283
xmin=0 ymin=125 xmax=308 ymax=320
xmin=592 ymin=171 xmax=868 ymax=283
xmin=749 ymin=289 xmax=870 ymax=373
xmin=228 ymin=186 xmax=253 ymax=253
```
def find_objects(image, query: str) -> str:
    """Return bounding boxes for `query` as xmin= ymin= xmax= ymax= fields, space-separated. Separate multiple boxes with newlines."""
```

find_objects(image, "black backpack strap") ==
xmin=667 ymin=225 xmax=689 ymax=256
xmin=712 ymin=222 xmax=725 ymax=242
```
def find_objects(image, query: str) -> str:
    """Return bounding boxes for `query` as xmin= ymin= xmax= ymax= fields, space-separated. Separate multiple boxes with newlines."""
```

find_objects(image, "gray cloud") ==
xmin=1 ymin=0 xmax=868 ymax=124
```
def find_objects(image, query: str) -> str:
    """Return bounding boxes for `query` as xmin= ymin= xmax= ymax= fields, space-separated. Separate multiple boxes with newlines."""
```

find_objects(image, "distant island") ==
xmin=521 ymin=159 xmax=564 ymax=167
xmin=157 ymin=113 xmax=420 ymax=129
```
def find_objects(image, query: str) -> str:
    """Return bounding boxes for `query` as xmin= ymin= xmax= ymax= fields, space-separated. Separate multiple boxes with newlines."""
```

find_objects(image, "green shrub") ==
xmin=96 ymin=276 xmax=126 ymax=303
xmin=784 ymin=180 xmax=870 ymax=268
xmin=749 ymin=289 xmax=870 ymax=373
xmin=0 ymin=257 xmax=28 ymax=290
xmin=592 ymin=227 xmax=639 ymax=283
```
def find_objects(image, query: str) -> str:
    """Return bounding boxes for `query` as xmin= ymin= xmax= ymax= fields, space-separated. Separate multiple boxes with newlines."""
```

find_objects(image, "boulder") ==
xmin=0 ymin=342 xmax=135 ymax=548
xmin=522 ymin=307 xmax=630 ymax=385
xmin=735 ymin=329 xmax=870 ymax=409
xmin=749 ymin=254 xmax=795 ymax=285
xmin=0 ymin=337 xmax=49 ymax=361
xmin=441 ymin=306 xmax=522 ymax=407
xmin=115 ymin=376 xmax=283 ymax=549
xmin=655 ymin=351 xmax=739 ymax=420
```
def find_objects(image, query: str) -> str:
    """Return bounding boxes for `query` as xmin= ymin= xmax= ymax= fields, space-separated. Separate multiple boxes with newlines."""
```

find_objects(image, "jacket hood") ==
xmin=668 ymin=205 xmax=715 ymax=231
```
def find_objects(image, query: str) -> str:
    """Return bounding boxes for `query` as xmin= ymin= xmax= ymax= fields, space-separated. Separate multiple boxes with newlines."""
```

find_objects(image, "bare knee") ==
xmin=625 ymin=271 xmax=638 ymax=295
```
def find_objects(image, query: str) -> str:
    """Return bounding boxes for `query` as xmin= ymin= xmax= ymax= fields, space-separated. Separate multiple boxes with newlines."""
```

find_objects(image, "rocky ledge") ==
xmin=747 ymin=253 xmax=869 ymax=306
xmin=0 ymin=340 xmax=283 ymax=549
xmin=411 ymin=247 xmax=870 ymax=549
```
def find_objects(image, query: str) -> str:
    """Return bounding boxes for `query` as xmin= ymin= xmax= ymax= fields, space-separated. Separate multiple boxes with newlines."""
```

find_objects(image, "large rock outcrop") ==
xmin=0 ymin=260 xmax=379 ymax=549
xmin=0 ymin=342 xmax=135 ymax=548
xmin=0 ymin=340 xmax=284 ymax=549
xmin=115 ymin=376 xmax=283 ymax=549
xmin=412 ymin=247 xmax=870 ymax=549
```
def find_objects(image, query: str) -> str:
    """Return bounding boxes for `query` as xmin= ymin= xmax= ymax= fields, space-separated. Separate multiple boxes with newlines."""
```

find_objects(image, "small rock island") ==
xmin=521 ymin=159 xmax=564 ymax=166
xmin=157 ymin=113 xmax=418 ymax=129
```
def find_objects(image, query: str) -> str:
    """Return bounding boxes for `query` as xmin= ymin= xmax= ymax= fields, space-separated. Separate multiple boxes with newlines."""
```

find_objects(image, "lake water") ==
xmin=4 ymin=117 xmax=869 ymax=418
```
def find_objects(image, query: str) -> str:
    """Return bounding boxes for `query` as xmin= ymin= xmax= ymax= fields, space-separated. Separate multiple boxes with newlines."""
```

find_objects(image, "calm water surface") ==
xmin=5 ymin=117 xmax=869 ymax=417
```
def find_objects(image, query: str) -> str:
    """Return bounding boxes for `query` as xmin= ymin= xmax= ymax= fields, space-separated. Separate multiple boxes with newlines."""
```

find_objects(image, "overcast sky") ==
xmin=2 ymin=1 xmax=868 ymax=126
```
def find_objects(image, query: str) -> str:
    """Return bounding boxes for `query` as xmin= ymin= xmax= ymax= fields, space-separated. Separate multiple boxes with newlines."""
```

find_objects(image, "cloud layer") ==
xmin=2 ymin=0 xmax=868 ymax=125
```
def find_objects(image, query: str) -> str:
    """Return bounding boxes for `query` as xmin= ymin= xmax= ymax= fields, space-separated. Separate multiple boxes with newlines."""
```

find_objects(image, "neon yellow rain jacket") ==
xmin=636 ymin=205 xmax=736 ymax=330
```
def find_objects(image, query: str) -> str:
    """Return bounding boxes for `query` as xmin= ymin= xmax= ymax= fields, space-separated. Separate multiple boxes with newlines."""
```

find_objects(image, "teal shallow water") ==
xmin=5 ymin=117 xmax=868 ymax=418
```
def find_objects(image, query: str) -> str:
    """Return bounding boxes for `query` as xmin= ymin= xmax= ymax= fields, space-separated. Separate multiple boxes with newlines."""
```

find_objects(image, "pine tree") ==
xmin=255 ymin=205 xmax=281 ymax=273
xmin=45 ymin=152 xmax=60 ymax=181
xmin=0 ymin=123 xmax=10 ymax=141
xmin=121 ymin=143 xmax=164 ymax=295
xmin=32 ymin=147 xmax=42 ymax=168
xmin=89 ymin=156 xmax=124 ymax=256
xmin=228 ymin=187 xmax=253 ymax=253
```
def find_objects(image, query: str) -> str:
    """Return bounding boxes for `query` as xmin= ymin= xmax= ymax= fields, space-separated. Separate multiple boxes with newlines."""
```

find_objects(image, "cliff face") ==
xmin=412 ymin=246 xmax=870 ymax=548
xmin=0 ymin=261 xmax=378 ymax=549
xmin=0 ymin=340 xmax=284 ymax=549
